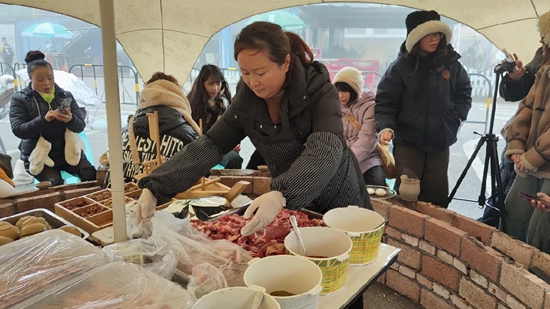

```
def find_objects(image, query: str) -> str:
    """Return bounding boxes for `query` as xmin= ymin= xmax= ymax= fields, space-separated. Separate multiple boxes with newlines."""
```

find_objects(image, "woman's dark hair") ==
xmin=187 ymin=64 xmax=232 ymax=127
xmin=408 ymin=35 xmax=448 ymax=72
xmin=335 ymin=82 xmax=358 ymax=103
xmin=234 ymin=21 xmax=313 ymax=67
xmin=25 ymin=50 xmax=52 ymax=77
xmin=145 ymin=71 xmax=179 ymax=86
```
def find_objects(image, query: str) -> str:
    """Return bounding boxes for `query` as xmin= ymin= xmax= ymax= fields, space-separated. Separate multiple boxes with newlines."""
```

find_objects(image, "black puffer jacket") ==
xmin=120 ymin=105 xmax=198 ymax=182
xmin=139 ymin=54 xmax=370 ymax=213
xmin=375 ymin=43 xmax=472 ymax=151
xmin=9 ymin=84 xmax=86 ymax=166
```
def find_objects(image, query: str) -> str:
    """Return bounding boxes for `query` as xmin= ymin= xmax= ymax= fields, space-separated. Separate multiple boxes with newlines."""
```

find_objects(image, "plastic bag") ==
xmin=25 ymin=262 xmax=194 ymax=309
xmin=0 ymin=230 xmax=110 ymax=309
xmin=150 ymin=212 xmax=252 ymax=299
xmin=102 ymin=238 xmax=177 ymax=279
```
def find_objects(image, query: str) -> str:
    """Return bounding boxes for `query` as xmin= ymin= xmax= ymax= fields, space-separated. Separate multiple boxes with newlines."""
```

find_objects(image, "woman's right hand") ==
xmin=379 ymin=130 xmax=393 ymax=145
xmin=45 ymin=110 xmax=57 ymax=122
xmin=507 ymin=53 xmax=525 ymax=81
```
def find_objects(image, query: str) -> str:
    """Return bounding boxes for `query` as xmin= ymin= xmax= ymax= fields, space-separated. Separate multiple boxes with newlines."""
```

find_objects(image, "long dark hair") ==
xmin=234 ymin=21 xmax=314 ymax=68
xmin=187 ymin=64 xmax=231 ymax=128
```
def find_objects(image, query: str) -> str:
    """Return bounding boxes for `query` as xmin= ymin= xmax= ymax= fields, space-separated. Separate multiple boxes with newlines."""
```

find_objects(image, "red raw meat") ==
xmin=190 ymin=209 xmax=324 ymax=258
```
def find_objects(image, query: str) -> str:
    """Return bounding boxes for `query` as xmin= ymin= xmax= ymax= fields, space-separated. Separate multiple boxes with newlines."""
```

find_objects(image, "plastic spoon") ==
xmin=290 ymin=215 xmax=308 ymax=256
xmin=251 ymin=290 xmax=264 ymax=309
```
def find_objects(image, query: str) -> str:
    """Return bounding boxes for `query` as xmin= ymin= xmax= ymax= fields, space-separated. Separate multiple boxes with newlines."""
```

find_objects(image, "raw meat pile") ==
xmin=191 ymin=209 xmax=324 ymax=258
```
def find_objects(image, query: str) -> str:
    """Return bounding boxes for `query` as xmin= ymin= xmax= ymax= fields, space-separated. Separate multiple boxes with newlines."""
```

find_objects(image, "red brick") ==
xmin=437 ymin=250 xmax=454 ymax=265
xmin=433 ymin=283 xmax=450 ymax=299
xmin=451 ymin=214 xmax=496 ymax=245
xmin=530 ymin=252 xmax=550 ymax=276
xmin=387 ymin=238 xmax=422 ymax=269
xmin=498 ymin=303 xmax=511 ymax=309
xmin=219 ymin=176 xmax=253 ymax=194
xmin=420 ymin=288 xmax=454 ymax=309
xmin=461 ymin=236 xmax=502 ymax=282
xmin=419 ymin=240 xmax=436 ymax=255
xmin=371 ymin=199 xmax=393 ymax=219
xmin=507 ymin=295 xmax=527 ymax=309
xmin=450 ymin=294 xmax=469 ymax=309
xmin=416 ymin=201 xmax=456 ymax=223
xmin=453 ymin=258 xmax=468 ymax=274
xmin=15 ymin=192 xmax=62 ymax=213
xmin=0 ymin=203 xmax=15 ymax=218
xmin=385 ymin=225 xmax=402 ymax=239
xmin=459 ymin=278 xmax=497 ymax=309
xmin=545 ymin=291 xmax=550 ymax=309
xmin=399 ymin=264 xmax=416 ymax=279
xmin=470 ymin=269 xmax=489 ymax=288
xmin=388 ymin=205 xmax=428 ymax=237
xmin=63 ymin=186 xmax=101 ymax=200
xmin=386 ymin=269 xmax=421 ymax=302
xmin=422 ymin=255 xmax=459 ymax=291
xmin=252 ymin=177 xmax=271 ymax=195
xmin=500 ymin=260 xmax=549 ymax=309
xmin=488 ymin=282 xmax=507 ymax=302
xmin=425 ymin=217 xmax=466 ymax=256
xmin=491 ymin=231 xmax=538 ymax=269
xmin=417 ymin=273 xmax=433 ymax=289
xmin=377 ymin=272 xmax=386 ymax=284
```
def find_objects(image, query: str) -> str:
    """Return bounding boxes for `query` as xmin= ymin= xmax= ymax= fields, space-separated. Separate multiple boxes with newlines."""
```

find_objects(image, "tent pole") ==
xmin=99 ymin=0 xmax=127 ymax=242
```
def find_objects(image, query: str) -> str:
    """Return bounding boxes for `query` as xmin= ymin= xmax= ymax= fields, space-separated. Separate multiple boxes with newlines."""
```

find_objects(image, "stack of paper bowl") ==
xmin=323 ymin=206 xmax=385 ymax=265
xmin=192 ymin=286 xmax=280 ymax=309
xmin=244 ymin=255 xmax=323 ymax=309
xmin=284 ymin=226 xmax=352 ymax=295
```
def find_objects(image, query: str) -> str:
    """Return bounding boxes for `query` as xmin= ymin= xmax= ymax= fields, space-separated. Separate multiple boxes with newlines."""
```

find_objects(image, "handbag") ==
xmin=346 ymin=113 xmax=396 ymax=179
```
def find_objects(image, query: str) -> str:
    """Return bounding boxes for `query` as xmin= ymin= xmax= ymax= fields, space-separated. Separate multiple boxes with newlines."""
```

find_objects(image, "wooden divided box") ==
xmin=55 ymin=183 xmax=176 ymax=233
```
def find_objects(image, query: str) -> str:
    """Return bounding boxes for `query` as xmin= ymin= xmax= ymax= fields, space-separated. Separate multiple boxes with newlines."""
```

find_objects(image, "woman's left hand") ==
xmin=234 ymin=144 xmax=241 ymax=153
xmin=53 ymin=108 xmax=73 ymax=123
xmin=530 ymin=193 xmax=550 ymax=212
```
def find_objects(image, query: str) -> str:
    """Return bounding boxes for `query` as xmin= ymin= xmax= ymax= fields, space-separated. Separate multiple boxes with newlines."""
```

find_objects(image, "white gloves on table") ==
xmin=64 ymin=129 xmax=81 ymax=166
xmin=136 ymin=188 xmax=157 ymax=224
xmin=29 ymin=137 xmax=54 ymax=175
xmin=241 ymin=190 xmax=286 ymax=236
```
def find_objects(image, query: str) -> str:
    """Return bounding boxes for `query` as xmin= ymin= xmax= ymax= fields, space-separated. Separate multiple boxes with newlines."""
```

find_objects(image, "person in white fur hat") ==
xmin=9 ymin=51 xmax=96 ymax=186
xmin=334 ymin=66 xmax=385 ymax=186
xmin=375 ymin=10 xmax=472 ymax=208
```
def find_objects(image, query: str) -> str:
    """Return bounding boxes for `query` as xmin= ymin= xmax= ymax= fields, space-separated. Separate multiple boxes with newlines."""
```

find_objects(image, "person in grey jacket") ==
xmin=334 ymin=66 xmax=385 ymax=186
xmin=375 ymin=10 xmax=472 ymax=208
xmin=136 ymin=22 xmax=370 ymax=235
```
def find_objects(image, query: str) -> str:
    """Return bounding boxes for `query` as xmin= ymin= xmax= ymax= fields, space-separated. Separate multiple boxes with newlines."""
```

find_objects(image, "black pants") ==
xmin=27 ymin=156 xmax=97 ymax=187
xmin=363 ymin=165 xmax=386 ymax=186
xmin=246 ymin=149 xmax=266 ymax=170
xmin=394 ymin=144 xmax=450 ymax=208
xmin=221 ymin=150 xmax=243 ymax=169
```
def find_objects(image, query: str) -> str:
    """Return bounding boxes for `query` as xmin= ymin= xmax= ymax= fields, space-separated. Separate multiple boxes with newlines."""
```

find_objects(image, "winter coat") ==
xmin=341 ymin=91 xmax=382 ymax=173
xmin=505 ymin=65 xmax=550 ymax=179
xmin=375 ymin=43 xmax=472 ymax=151
xmin=138 ymin=54 xmax=370 ymax=214
xmin=120 ymin=80 xmax=199 ymax=182
xmin=499 ymin=47 xmax=543 ymax=102
xmin=9 ymin=84 xmax=86 ymax=166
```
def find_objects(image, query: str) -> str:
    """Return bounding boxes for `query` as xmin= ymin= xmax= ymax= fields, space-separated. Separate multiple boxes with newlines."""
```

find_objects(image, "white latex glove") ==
xmin=135 ymin=188 xmax=157 ymax=224
xmin=241 ymin=191 xmax=286 ymax=236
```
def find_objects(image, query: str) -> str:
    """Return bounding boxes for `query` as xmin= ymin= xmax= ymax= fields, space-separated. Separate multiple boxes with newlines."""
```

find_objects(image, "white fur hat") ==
xmin=405 ymin=10 xmax=452 ymax=52
xmin=538 ymin=11 xmax=550 ymax=46
xmin=333 ymin=66 xmax=363 ymax=97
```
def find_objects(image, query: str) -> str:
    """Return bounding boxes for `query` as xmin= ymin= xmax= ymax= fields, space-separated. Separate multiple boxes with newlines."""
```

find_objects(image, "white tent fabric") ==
xmin=6 ymin=0 xmax=550 ymax=93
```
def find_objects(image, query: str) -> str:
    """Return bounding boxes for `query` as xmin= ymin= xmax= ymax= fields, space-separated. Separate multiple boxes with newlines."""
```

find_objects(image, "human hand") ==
xmin=45 ymin=110 xmax=57 ymax=122
xmin=379 ymin=130 xmax=393 ymax=145
xmin=241 ymin=191 xmax=285 ymax=236
xmin=530 ymin=193 xmax=550 ymax=212
xmin=507 ymin=53 xmax=525 ymax=81
xmin=234 ymin=144 xmax=241 ymax=153
xmin=53 ymin=108 xmax=73 ymax=123
xmin=135 ymin=188 xmax=157 ymax=224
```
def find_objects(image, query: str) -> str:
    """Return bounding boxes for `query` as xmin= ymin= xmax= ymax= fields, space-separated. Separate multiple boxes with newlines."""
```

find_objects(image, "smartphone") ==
xmin=518 ymin=192 xmax=550 ymax=207
xmin=58 ymin=97 xmax=71 ymax=114
xmin=502 ymin=49 xmax=514 ymax=63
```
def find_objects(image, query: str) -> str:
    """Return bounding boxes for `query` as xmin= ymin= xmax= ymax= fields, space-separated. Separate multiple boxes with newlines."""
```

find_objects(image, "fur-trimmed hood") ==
xmin=538 ymin=11 xmax=550 ymax=46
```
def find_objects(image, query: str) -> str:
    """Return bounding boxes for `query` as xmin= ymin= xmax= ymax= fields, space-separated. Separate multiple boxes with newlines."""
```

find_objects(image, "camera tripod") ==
xmin=448 ymin=64 xmax=508 ymax=231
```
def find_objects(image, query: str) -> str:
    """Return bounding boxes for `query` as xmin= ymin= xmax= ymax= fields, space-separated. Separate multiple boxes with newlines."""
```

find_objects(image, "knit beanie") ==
xmin=405 ymin=10 xmax=452 ymax=52
xmin=333 ymin=67 xmax=363 ymax=97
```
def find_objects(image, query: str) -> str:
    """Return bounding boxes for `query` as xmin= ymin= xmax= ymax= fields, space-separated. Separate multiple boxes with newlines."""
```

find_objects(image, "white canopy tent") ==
xmin=5 ymin=0 xmax=550 ymax=83
xmin=4 ymin=0 xmax=549 ymax=243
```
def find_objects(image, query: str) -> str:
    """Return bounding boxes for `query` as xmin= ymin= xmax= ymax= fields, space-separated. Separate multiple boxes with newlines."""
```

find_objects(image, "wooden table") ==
xmin=319 ymin=243 xmax=400 ymax=309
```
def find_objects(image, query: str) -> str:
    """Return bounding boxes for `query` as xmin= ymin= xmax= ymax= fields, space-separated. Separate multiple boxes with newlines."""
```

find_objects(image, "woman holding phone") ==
xmin=9 ymin=51 xmax=96 ymax=186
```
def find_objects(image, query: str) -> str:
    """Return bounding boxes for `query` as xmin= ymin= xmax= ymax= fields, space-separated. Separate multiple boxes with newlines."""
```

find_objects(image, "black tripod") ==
xmin=448 ymin=64 xmax=510 ymax=231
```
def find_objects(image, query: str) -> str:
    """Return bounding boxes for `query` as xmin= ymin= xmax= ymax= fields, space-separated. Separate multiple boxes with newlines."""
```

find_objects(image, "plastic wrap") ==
xmin=151 ymin=212 xmax=252 ymax=299
xmin=102 ymin=238 xmax=177 ymax=279
xmin=0 ymin=230 xmax=110 ymax=309
xmin=25 ymin=262 xmax=194 ymax=309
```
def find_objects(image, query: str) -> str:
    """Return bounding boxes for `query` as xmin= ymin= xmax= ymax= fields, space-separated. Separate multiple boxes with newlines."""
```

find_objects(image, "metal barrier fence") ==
xmin=465 ymin=73 xmax=492 ymax=134
xmin=69 ymin=64 xmax=141 ymax=105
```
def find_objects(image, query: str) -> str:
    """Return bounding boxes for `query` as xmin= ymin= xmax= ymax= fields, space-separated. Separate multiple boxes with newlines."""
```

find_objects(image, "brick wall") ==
xmin=372 ymin=199 xmax=550 ymax=309
xmin=0 ymin=181 xmax=101 ymax=218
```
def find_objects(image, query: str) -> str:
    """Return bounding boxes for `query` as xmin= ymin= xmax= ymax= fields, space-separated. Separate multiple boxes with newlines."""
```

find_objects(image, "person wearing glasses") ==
xmin=375 ymin=10 xmax=472 ymax=208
